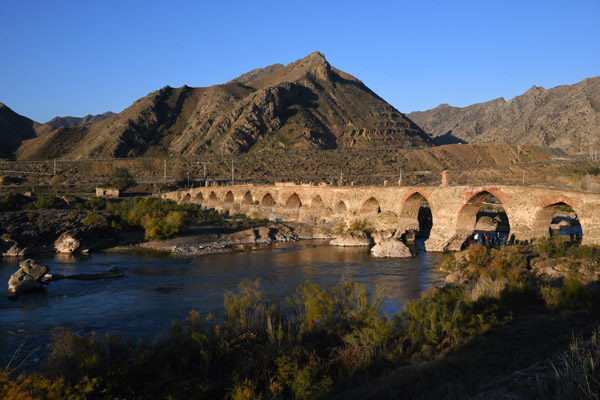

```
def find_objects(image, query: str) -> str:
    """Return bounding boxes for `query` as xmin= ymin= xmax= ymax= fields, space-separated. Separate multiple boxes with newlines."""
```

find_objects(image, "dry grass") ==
xmin=538 ymin=329 xmax=600 ymax=399
xmin=465 ymin=276 xmax=508 ymax=302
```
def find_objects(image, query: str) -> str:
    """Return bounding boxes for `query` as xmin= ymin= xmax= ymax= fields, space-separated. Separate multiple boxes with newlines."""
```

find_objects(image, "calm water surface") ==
xmin=0 ymin=241 xmax=444 ymax=367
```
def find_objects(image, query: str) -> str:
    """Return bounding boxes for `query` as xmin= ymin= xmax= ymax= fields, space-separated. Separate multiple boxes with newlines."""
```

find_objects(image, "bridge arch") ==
xmin=334 ymin=200 xmax=347 ymax=214
xmin=360 ymin=197 xmax=381 ymax=215
xmin=241 ymin=191 xmax=253 ymax=205
xmin=456 ymin=190 xmax=511 ymax=240
xmin=285 ymin=193 xmax=302 ymax=208
xmin=195 ymin=192 xmax=204 ymax=203
xmin=182 ymin=193 xmax=191 ymax=204
xmin=311 ymin=195 xmax=325 ymax=208
xmin=224 ymin=191 xmax=234 ymax=203
xmin=399 ymin=191 xmax=433 ymax=239
xmin=260 ymin=193 xmax=276 ymax=207
xmin=208 ymin=191 xmax=218 ymax=203
xmin=531 ymin=201 xmax=582 ymax=239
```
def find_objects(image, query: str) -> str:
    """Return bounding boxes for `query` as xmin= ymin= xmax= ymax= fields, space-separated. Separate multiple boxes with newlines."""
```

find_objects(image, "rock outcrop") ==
xmin=408 ymin=76 xmax=600 ymax=152
xmin=8 ymin=259 xmax=49 ymax=295
xmin=330 ymin=231 xmax=373 ymax=247
xmin=54 ymin=230 xmax=84 ymax=253
xmin=0 ymin=210 xmax=118 ymax=257
xmin=371 ymin=238 xmax=414 ymax=258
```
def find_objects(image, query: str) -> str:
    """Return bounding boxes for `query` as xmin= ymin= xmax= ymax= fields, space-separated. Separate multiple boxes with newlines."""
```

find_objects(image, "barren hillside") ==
xmin=408 ymin=77 xmax=600 ymax=152
xmin=16 ymin=52 xmax=431 ymax=160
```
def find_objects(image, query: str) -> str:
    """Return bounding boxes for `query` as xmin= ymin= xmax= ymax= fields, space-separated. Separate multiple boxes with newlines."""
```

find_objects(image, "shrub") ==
xmin=78 ymin=196 xmax=106 ymax=211
xmin=81 ymin=213 xmax=108 ymax=227
xmin=110 ymin=168 xmax=135 ymax=192
xmin=141 ymin=210 xmax=188 ymax=240
xmin=537 ymin=236 xmax=569 ymax=258
xmin=224 ymin=280 xmax=275 ymax=332
xmin=559 ymin=277 xmax=591 ymax=310
xmin=401 ymin=285 xmax=499 ymax=350
xmin=537 ymin=329 xmax=600 ymax=399
xmin=29 ymin=195 xmax=65 ymax=210
xmin=587 ymin=166 xmax=600 ymax=176
xmin=0 ymin=195 xmax=25 ymax=211
xmin=347 ymin=219 xmax=370 ymax=233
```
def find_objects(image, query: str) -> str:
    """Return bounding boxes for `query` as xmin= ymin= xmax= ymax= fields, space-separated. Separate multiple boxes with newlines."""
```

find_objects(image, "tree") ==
xmin=111 ymin=167 xmax=135 ymax=192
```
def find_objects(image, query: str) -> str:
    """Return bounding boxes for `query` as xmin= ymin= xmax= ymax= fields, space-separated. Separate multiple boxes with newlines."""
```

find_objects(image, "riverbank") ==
xmin=2 ymin=237 xmax=599 ymax=399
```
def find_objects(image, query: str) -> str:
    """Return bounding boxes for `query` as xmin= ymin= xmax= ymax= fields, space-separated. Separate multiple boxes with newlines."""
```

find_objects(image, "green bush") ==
xmin=110 ymin=167 xmax=135 ymax=192
xmin=560 ymin=277 xmax=591 ymax=310
xmin=0 ymin=195 xmax=26 ymax=211
xmin=587 ymin=166 xmax=600 ymax=176
xmin=29 ymin=195 xmax=65 ymax=210
xmin=537 ymin=236 xmax=569 ymax=258
xmin=81 ymin=213 xmax=108 ymax=227
xmin=401 ymin=285 xmax=499 ymax=350
xmin=347 ymin=219 xmax=370 ymax=233
xmin=106 ymin=197 xmax=231 ymax=240
xmin=78 ymin=196 xmax=106 ymax=211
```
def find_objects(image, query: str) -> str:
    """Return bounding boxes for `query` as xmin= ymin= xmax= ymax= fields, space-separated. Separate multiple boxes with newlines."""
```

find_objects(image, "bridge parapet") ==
xmin=163 ymin=184 xmax=600 ymax=251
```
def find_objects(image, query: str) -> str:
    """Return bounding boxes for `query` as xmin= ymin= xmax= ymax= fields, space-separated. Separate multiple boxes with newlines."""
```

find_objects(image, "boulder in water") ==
xmin=371 ymin=238 xmax=414 ymax=258
xmin=8 ymin=259 xmax=50 ymax=295
xmin=54 ymin=230 xmax=82 ymax=253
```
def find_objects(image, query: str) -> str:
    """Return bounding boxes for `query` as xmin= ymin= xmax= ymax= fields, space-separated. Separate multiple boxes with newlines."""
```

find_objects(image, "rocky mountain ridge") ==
xmin=408 ymin=77 xmax=600 ymax=152
xmin=7 ymin=52 xmax=431 ymax=160
xmin=46 ymin=111 xmax=116 ymax=128
xmin=0 ymin=103 xmax=40 ymax=158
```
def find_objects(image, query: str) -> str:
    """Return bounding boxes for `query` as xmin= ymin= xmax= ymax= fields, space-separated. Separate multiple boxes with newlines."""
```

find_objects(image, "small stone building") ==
xmin=96 ymin=187 xmax=120 ymax=198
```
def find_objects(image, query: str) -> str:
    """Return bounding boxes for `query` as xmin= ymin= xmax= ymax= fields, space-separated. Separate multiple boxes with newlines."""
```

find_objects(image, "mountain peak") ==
xmin=286 ymin=51 xmax=331 ymax=80
xmin=244 ymin=52 xmax=335 ymax=89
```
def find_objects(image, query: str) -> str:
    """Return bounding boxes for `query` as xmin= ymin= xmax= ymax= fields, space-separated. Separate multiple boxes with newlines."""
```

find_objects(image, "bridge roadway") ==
xmin=162 ymin=182 xmax=600 ymax=252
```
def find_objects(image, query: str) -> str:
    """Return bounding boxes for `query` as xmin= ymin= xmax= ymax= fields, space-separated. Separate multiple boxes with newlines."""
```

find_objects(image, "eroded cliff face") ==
xmin=16 ymin=52 xmax=431 ymax=160
xmin=408 ymin=77 xmax=600 ymax=152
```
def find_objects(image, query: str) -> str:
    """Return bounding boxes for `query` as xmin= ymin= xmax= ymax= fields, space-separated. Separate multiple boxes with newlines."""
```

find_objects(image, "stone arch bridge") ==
xmin=162 ymin=183 xmax=600 ymax=252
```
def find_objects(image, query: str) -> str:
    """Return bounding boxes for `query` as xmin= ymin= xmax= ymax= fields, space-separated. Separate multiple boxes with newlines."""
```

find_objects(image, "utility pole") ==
xmin=203 ymin=162 xmax=206 ymax=180
xmin=53 ymin=160 xmax=56 ymax=176
xmin=340 ymin=171 xmax=343 ymax=186
xmin=399 ymin=168 xmax=402 ymax=186
xmin=163 ymin=159 xmax=167 ymax=181
xmin=186 ymin=171 xmax=190 ymax=189
xmin=231 ymin=160 xmax=234 ymax=184
xmin=522 ymin=170 xmax=525 ymax=185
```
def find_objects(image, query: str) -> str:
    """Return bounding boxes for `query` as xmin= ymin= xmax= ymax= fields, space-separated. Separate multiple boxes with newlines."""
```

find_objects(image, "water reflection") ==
xmin=0 ymin=241 xmax=444 ymax=367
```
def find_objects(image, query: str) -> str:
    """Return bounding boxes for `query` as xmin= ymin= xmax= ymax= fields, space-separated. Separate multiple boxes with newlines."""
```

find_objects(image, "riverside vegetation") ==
xmin=2 ymin=237 xmax=600 ymax=399
xmin=0 ymin=194 xmax=268 ymax=256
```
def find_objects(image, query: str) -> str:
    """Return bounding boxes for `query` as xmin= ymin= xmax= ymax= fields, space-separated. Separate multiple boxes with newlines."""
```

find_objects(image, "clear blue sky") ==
xmin=1 ymin=0 xmax=599 ymax=123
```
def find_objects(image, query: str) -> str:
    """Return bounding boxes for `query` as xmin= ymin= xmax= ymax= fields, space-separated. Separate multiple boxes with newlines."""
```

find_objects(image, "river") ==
xmin=0 ymin=241 xmax=445 ymax=368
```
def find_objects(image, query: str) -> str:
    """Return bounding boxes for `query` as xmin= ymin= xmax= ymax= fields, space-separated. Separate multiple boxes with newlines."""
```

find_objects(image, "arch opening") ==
xmin=241 ymin=191 xmax=253 ymax=205
xmin=311 ymin=195 xmax=325 ymax=208
xmin=456 ymin=191 xmax=511 ymax=247
xmin=400 ymin=192 xmax=432 ymax=240
xmin=195 ymin=192 xmax=204 ymax=203
xmin=285 ymin=193 xmax=302 ymax=208
xmin=224 ymin=191 xmax=234 ymax=203
xmin=260 ymin=193 xmax=276 ymax=207
xmin=532 ymin=202 xmax=582 ymax=241
xmin=209 ymin=191 xmax=218 ymax=202
xmin=183 ymin=193 xmax=191 ymax=204
xmin=334 ymin=200 xmax=347 ymax=214
xmin=360 ymin=197 xmax=381 ymax=215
